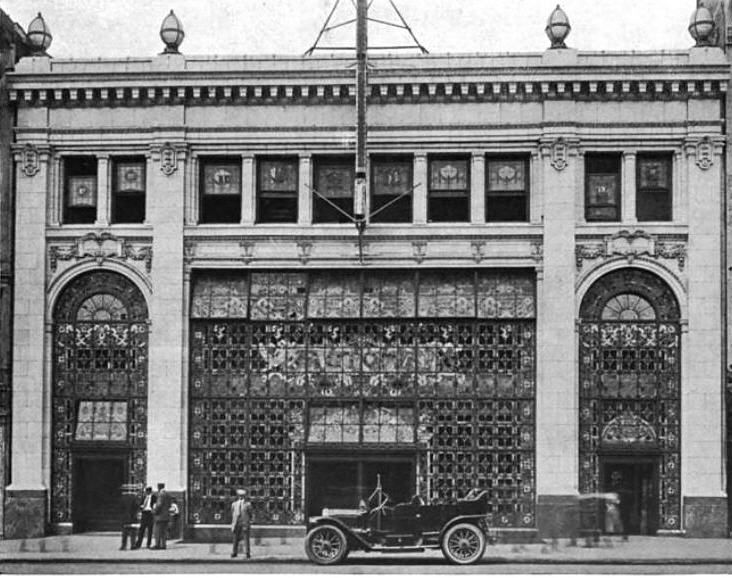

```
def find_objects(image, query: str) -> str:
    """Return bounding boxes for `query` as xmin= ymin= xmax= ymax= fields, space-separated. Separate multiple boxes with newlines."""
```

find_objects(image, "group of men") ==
xmin=119 ymin=483 xmax=253 ymax=559
xmin=120 ymin=482 xmax=177 ymax=550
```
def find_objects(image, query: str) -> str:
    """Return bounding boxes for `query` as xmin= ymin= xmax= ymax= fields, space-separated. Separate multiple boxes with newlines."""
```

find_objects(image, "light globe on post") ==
xmin=688 ymin=7 xmax=715 ymax=46
xmin=160 ymin=10 xmax=185 ymax=54
xmin=545 ymin=5 xmax=571 ymax=49
xmin=27 ymin=12 xmax=52 ymax=56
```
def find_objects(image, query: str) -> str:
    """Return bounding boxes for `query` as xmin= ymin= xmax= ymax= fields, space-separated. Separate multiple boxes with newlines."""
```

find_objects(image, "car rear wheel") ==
xmin=441 ymin=523 xmax=486 ymax=564
xmin=305 ymin=524 xmax=349 ymax=565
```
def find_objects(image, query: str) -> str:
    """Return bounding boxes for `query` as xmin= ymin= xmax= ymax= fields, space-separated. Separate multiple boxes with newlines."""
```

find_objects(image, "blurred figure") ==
xmin=231 ymin=488 xmax=252 ymax=559
xmin=152 ymin=482 xmax=172 ymax=549
xmin=604 ymin=492 xmax=626 ymax=540
xmin=119 ymin=484 xmax=140 ymax=550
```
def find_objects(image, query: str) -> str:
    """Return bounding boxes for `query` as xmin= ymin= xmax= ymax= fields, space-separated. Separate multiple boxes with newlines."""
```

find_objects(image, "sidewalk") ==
xmin=1 ymin=534 xmax=732 ymax=565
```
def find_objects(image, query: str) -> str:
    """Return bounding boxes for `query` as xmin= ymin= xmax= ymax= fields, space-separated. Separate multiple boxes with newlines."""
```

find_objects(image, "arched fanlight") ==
xmin=160 ymin=10 xmax=185 ymax=54
xmin=27 ymin=12 xmax=52 ymax=55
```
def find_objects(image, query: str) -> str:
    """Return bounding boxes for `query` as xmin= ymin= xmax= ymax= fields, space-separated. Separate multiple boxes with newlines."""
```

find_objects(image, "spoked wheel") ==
xmin=305 ymin=524 xmax=349 ymax=565
xmin=441 ymin=523 xmax=486 ymax=564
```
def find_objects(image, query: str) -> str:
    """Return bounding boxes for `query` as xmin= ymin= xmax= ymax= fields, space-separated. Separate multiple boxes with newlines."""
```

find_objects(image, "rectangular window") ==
xmin=428 ymin=156 xmax=470 ymax=222
xmin=585 ymin=153 xmax=621 ymax=222
xmin=486 ymin=156 xmax=529 ymax=221
xmin=63 ymin=156 xmax=97 ymax=224
xmin=112 ymin=157 xmax=146 ymax=224
xmin=636 ymin=154 xmax=672 ymax=221
xmin=75 ymin=400 xmax=128 ymax=442
xmin=256 ymin=157 xmax=298 ymax=223
xmin=370 ymin=156 xmax=412 ymax=223
xmin=313 ymin=157 xmax=354 ymax=223
xmin=200 ymin=158 xmax=242 ymax=224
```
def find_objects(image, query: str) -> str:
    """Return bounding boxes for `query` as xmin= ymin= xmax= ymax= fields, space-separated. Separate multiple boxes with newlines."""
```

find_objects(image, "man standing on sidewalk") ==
xmin=133 ymin=486 xmax=155 ymax=549
xmin=119 ymin=485 xmax=140 ymax=550
xmin=152 ymin=483 xmax=172 ymax=550
xmin=231 ymin=488 xmax=252 ymax=559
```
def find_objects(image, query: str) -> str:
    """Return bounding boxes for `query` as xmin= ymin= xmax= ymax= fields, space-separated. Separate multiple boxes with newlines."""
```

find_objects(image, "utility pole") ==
xmin=354 ymin=0 xmax=367 ymax=230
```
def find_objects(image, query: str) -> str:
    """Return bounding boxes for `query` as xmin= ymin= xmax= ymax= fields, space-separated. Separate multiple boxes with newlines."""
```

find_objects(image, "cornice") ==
xmin=8 ymin=79 xmax=726 ymax=109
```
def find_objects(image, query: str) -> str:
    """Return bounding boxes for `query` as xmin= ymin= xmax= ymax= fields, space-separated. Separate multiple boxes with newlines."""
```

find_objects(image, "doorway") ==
xmin=600 ymin=456 xmax=658 ymax=535
xmin=72 ymin=455 xmax=126 ymax=532
xmin=307 ymin=454 xmax=414 ymax=517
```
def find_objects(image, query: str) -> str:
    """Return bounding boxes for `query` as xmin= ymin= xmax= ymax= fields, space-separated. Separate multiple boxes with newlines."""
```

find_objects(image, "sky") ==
xmin=2 ymin=0 xmax=697 ymax=59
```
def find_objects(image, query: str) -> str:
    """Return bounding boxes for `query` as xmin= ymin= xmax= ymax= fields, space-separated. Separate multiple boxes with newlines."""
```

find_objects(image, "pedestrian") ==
xmin=133 ymin=486 xmax=155 ymax=549
xmin=604 ymin=492 xmax=625 ymax=539
xmin=231 ymin=488 xmax=252 ymax=559
xmin=119 ymin=484 xmax=140 ymax=550
xmin=152 ymin=482 xmax=172 ymax=550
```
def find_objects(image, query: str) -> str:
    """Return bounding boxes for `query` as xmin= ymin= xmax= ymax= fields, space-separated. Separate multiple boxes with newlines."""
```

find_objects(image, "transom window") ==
xmin=76 ymin=294 xmax=129 ymax=321
xmin=75 ymin=400 xmax=128 ymax=441
xmin=601 ymin=294 xmax=656 ymax=321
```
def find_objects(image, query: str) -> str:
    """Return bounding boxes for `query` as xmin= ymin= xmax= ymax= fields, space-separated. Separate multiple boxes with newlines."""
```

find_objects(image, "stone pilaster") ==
xmin=147 ymin=144 xmax=187 ymax=493
xmin=470 ymin=152 xmax=485 ymax=224
xmin=241 ymin=155 xmax=255 ymax=225
xmin=413 ymin=154 xmax=427 ymax=225
xmin=535 ymin=135 xmax=579 ymax=538
xmin=298 ymin=154 xmax=312 ymax=225
xmin=682 ymin=137 xmax=727 ymax=536
xmin=5 ymin=146 xmax=51 ymax=538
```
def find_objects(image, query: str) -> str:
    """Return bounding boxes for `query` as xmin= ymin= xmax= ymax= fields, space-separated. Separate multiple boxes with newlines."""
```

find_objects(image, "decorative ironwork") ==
xmin=52 ymin=271 xmax=148 ymax=524
xmin=189 ymin=270 xmax=536 ymax=527
xmin=579 ymin=269 xmax=681 ymax=531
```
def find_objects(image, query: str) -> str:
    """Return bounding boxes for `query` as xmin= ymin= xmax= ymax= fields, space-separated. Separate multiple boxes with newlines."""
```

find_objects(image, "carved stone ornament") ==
xmin=471 ymin=241 xmax=485 ymax=264
xmin=296 ymin=241 xmax=312 ymax=265
xmin=159 ymin=143 xmax=178 ymax=176
xmin=601 ymin=410 xmax=657 ymax=446
xmin=530 ymin=241 xmax=543 ymax=262
xmin=575 ymin=230 xmax=686 ymax=271
xmin=550 ymin=138 xmax=568 ymax=171
xmin=412 ymin=241 xmax=427 ymax=264
xmin=49 ymin=232 xmax=152 ymax=273
xmin=239 ymin=241 xmax=255 ymax=264
xmin=696 ymin=137 xmax=714 ymax=170
xmin=21 ymin=144 xmax=40 ymax=177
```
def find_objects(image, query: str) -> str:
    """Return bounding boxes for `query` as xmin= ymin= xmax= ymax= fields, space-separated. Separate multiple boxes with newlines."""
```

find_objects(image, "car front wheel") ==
xmin=305 ymin=524 xmax=349 ymax=565
xmin=441 ymin=523 xmax=486 ymax=564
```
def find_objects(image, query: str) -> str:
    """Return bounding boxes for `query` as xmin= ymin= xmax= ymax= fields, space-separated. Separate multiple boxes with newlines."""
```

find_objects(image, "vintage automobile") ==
xmin=305 ymin=477 xmax=494 ymax=565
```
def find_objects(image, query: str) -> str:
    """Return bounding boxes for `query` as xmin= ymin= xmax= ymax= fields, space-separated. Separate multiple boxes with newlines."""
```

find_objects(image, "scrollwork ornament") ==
xmin=22 ymin=144 xmax=40 ymax=177
xmin=159 ymin=143 xmax=178 ymax=176
xmin=696 ymin=137 xmax=713 ymax=170
xmin=550 ymin=138 xmax=568 ymax=171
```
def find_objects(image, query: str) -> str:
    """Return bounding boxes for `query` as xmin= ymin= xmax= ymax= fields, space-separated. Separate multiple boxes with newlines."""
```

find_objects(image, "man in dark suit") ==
xmin=133 ymin=486 xmax=155 ymax=549
xmin=152 ymin=483 xmax=172 ymax=549
xmin=119 ymin=484 xmax=140 ymax=550
xmin=231 ymin=488 xmax=253 ymax=559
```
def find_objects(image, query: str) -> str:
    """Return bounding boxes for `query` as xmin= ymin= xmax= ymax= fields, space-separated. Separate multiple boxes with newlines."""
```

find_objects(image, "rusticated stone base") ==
xmin=4 ymin=489 xmax=46 ymax=538
xmin=683 ymin=497 xmax=727 ymax=537
xmin=536 ymin=494 xmax=579 ymax=540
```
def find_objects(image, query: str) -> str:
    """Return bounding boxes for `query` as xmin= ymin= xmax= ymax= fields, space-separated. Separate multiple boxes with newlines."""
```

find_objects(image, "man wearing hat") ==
xmin=152 ymin=482 xmax=173 ymax=549
xmin=119 ymin=484 xmax=140 ymax=550
xmin=133 ymin=486 xmax=155 ymax=549
xmin=231 ymin=488 xmax=252 ymax=559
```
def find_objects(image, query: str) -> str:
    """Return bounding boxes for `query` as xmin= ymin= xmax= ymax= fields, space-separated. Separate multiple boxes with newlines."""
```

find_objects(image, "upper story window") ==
xmin=585 ymin=153 xmax=621 ymax=222
xmin=486 ymin=157 xmax=529 ymax=222
xmin=112 ymin=157 xmax=146 ymax=224
xmin=257 ymin=157 xmax=298 ymax=223
xmin=200 ymin=158 xmax=242 ymax=224
xmin=313 ymin=157 xmax=354 ymax=224
xmin=636 ymin=154 xmax=672 ymax=222
xmin=370 ymin=156 xmax=412 ymax=223
xmin=428 ymin=156 xmax=470 ymax=222
xmin=64 ymin=156 xmax=97 ymax=224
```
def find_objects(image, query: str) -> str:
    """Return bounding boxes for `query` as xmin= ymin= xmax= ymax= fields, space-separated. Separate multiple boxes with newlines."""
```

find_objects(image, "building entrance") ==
xmin=72 ymin=455 xmax=126 ymax=532
xmin=601 ymin=457 xmax=658 ymax=535
xmin=307 ymin=455 xmax=414 ymax=517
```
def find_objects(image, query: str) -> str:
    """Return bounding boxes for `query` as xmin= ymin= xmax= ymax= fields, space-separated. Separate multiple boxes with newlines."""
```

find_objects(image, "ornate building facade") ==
xmin=3 ymin=10 xmax=730 ymax=539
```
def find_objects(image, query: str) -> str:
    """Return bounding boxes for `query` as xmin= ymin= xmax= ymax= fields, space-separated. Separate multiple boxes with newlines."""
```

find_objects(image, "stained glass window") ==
xmin=257 ymin=157 xmax=298 ymax=223
xmin=52 ymin=272 xmax=148 ymax=525
xmin=486 ymin=157 xmax=529 ymax=222
xmin=636 ymin=154 xmax=672 ymax=222
xmin=200 ymin=158 xmax=242 ymax=224
xmin=112 ymin=157 xmax=146 ymax=224
xmin=585 ymin=154 xmax=621 ymax=222
xmin=63 ymin=156 xmax=97 ymax=224
xmin=313 ymin=157 xmax=354 ymax=223
xmin=371 ymin=157 xmax=413 ymax=223
xmin=579 ymin=269 xmax=680 ymax=531
xmin=428 ymin=157 xmax=470 ymax=222
xmin=189 ymin=270 xmax=536 ymax=527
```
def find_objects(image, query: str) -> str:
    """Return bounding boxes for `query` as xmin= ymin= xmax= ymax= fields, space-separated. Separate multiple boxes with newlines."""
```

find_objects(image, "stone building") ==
xmin=3 ymin=6 xmax=730 ymax=538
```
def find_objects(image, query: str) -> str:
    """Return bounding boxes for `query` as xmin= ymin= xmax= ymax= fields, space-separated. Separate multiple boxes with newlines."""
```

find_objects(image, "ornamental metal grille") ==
xmin=189 ymin=270 xmax=536 ymax=527
xmin=52 ymin=272 xmax=148 ymax=524
xmin=578 ymin=269 xmax=681 ymax=530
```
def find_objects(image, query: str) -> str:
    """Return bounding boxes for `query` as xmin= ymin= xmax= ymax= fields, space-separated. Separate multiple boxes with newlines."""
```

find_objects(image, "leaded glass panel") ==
xmin=52 ymin=272 xmax=148 ymax=525
xmin=579 ymin=269 xmax=680 ymax=531
xmin=189 ymin=270 xmax=535 ymax=527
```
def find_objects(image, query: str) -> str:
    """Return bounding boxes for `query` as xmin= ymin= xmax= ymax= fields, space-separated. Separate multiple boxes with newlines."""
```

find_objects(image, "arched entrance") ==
xmin=578 ymin=268 xmax=681 ymax=534
xmin=51 ymin=271 xmax=149 ymax=532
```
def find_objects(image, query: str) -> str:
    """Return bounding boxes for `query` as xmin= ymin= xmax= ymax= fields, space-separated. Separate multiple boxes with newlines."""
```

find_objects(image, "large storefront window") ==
xmin=579 ymin=268 xmax=680 ymax=533
xmin=189 ymin=270 xmax=536 ymax=527
xmin=52 ymin=271 xmax=148 ymax=530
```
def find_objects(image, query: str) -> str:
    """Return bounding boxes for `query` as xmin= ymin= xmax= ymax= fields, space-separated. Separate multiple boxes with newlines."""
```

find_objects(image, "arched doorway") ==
xmin=51 ymin=271 xmax=149 ymax=532
xmin=578 ymin=268 xmax=681 ymax=534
